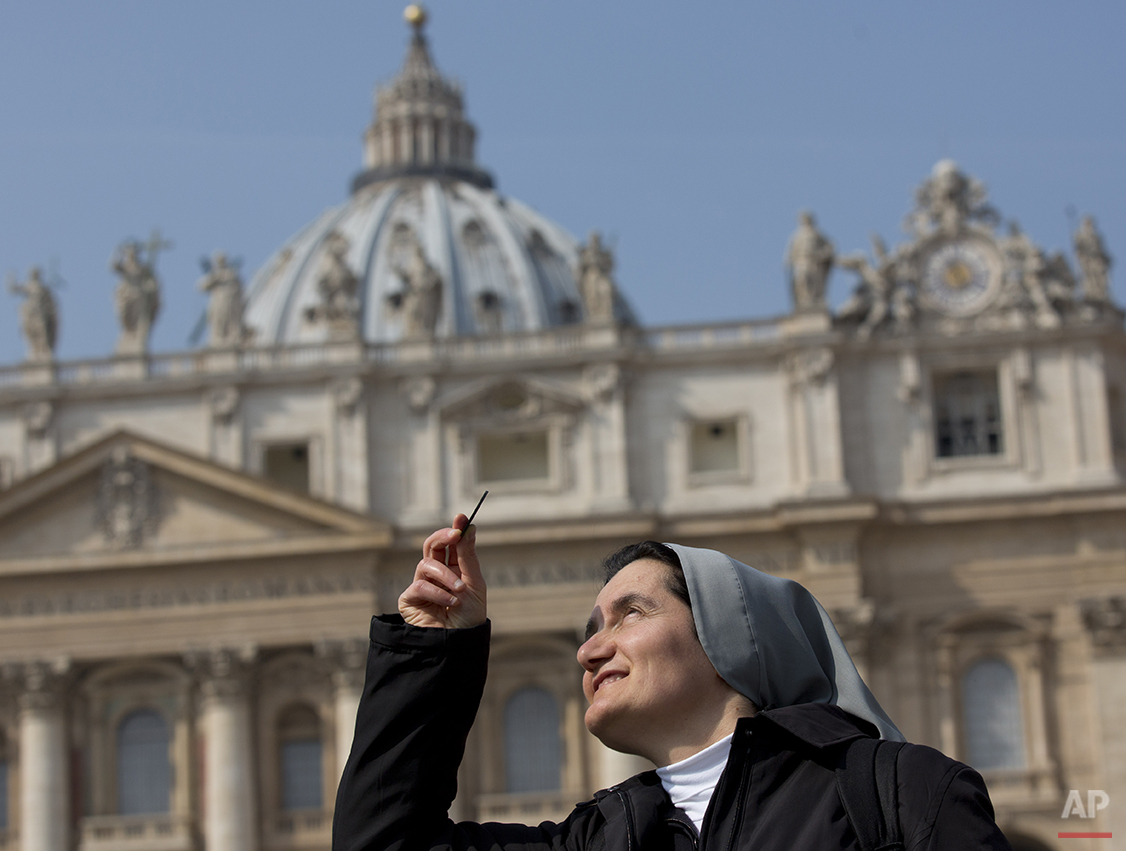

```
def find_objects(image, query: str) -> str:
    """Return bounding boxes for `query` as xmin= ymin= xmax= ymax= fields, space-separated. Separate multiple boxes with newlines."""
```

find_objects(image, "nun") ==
xmin=333 ymin=521 xmax=1012 ymax=851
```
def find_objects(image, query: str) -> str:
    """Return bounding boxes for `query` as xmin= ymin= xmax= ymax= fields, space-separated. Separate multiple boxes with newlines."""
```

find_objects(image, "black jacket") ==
xmin=333 ymin=615 xmax=1012 ymax=851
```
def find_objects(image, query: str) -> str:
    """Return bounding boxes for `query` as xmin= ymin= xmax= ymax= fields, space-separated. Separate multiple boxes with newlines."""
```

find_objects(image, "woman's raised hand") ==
xmin=398 ymin=514 xmax=487 ymax=629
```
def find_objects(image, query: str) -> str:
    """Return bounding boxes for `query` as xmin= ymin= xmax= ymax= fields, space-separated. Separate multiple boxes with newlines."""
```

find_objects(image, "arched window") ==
xmin=962 ymin=657 xmax=1025 ymax=770
xmin=504 ymin=687 xmax=561 ymax=793
xmin=278 ymin=704 xmax=323 ymax=811
xmin=117 ymin=709 xmax=171 ymax=815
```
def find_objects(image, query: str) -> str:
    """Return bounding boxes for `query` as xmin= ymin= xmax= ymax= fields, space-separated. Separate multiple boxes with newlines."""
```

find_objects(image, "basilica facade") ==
xmin=0 ymin=9 xmax=1123 ymax=851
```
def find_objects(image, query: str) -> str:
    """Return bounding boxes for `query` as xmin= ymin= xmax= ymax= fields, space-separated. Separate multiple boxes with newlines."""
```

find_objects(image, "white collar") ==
xmin=654 ymin=734 xmax=734 ymax=834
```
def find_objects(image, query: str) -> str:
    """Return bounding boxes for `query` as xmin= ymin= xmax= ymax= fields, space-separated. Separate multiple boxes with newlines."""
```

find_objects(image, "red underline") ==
xmin=1058 ymin=833 xmax=1112 ymax=839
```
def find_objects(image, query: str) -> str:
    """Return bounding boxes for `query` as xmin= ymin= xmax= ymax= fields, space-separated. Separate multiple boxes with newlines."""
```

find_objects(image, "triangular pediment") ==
xmin=438 ymin=375 xmax=585 ymax=423
xmin=0 ymin=430 xmax=390 ymax=569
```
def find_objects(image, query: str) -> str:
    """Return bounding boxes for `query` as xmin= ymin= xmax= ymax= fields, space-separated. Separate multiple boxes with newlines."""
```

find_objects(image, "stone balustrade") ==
xmin=80 ymin=814 xmax=194 ymax=851
xmin=0 ymin=318 xmax=795 ymax=394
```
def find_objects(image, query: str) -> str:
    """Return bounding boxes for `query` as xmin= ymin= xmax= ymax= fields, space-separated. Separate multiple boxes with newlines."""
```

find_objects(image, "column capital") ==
xmin=186 ymin=645 xmax=257 ymax=700
xmin=7 ymin=658 xmax=70 ymax=711
xmin=316 ymin=637 xmax=368 ymax=691
xmin=1081 ymin=596 xmax=1126 ymax=652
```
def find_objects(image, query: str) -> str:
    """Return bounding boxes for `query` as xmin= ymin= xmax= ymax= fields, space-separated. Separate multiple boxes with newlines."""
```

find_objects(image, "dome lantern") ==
xmin=353 ymin=6 xmax=493 ymax=193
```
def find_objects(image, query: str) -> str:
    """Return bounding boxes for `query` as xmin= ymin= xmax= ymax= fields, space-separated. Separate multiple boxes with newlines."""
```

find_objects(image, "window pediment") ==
xmin=438 ymin=377 xmax=584 ymax=426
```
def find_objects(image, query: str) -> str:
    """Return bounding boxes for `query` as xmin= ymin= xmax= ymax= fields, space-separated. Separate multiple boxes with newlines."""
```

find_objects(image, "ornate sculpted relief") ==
xmin=207 ymin=386 xmax=240 ymax=424
xmin=400 ymin=375 xmax=437 ymax=413
xmin=838 ymin=235 xmax=916 ymax=338
xmin=823 ymin=161 xmax=1118 ymax=339
xmin=905 ymin=160 xmax=999 ymax=238
xmin=582 ymin=363 xmax=622 ymax=403
xmin=331 ymin=376 xmax=364 ymax=416
xmin=21 ymin=400 xmax=54 ymax=437
xmin=94 ymin=446 xmax=161 ymax=549
xmin=786 ymin=348 xmax=834 ymax=387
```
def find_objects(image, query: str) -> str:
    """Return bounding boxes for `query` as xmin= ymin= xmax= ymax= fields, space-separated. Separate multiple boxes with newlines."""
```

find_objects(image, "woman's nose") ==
xmin=577 ymin=631 xmax=610 ymax=670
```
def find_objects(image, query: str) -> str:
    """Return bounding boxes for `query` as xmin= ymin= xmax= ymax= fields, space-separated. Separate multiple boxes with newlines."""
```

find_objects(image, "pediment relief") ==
xmin=0 ymin=430 xmax=389 ymax=564
xmin=437 ymin=376 xmax=585 ymax=426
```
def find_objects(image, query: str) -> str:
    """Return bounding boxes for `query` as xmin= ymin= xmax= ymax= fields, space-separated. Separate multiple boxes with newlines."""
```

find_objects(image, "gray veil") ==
xmin=666 ymin=543 xmax=904 ymax=742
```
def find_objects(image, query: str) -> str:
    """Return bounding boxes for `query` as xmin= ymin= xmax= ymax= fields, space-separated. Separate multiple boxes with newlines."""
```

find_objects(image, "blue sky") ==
xmin=1 ymin=1 xmax=1123 ymax=363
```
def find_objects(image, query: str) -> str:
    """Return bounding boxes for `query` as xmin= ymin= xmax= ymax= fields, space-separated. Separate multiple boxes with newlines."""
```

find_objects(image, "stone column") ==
xmin=1081 ymin=598 xmax=1126 ymax=843
xmin=595 ymin=740 xmax=652 ymax=789
xmin=786 ymin=348 xmax=849 ymax=498
xmin=19 ymin=662 xmax=69 ymax=851
xmin=197 ymin=649 xmax=258 ymax=851
xmin=318 ymin=638 xmax=368 ymax=781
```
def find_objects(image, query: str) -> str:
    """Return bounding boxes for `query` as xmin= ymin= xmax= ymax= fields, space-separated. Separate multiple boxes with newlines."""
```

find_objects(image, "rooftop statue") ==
xmin=198 ymin=252 xmax=249 ymax=347
xmin=786 ymin=211 xmax=834 ymax=312
xmin=111 ymin=232 xmax=169 ymax=356
xmin=837 ymin=235 xmax=913 ymax=339
xmin=906 ymin=160 xmax=999 ymax=237
xmin=1074 ymin=215 xmax=1113 ymax=303
xmin=1002 ymin=222 xmax=1063 ymax=328
xmin=394 ymin=241 xmax=443 ymax=339
xmin=7 ymin=266 xmax=58 ymax=362
xmin=305 ymin=231 xmax=362 ymax=341
xmin=578 ymin=231 xmax=617 ymax=324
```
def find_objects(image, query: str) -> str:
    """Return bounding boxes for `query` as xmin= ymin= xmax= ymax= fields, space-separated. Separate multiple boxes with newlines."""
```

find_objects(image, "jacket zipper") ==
xmin=667 ymin=816 xmax=700 ymax=849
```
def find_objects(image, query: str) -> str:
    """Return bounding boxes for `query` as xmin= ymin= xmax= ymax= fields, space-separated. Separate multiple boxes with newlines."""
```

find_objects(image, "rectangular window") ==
xmin=281 ymin=740 xmax=323 ymax=811
xmin=933 ymin=371 xmax=1003 ymax=458
xmin=263 ymin=443 xmax=310 ymax=493
xmin=477 ymin=431 xmax=550 ymax=483
xmin=689 ymin=419 xmax=741 ymax=475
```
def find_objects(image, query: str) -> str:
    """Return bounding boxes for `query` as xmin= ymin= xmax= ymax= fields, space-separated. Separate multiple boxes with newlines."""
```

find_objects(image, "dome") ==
xmin=242 ymin=9 xmax=630 ymax=347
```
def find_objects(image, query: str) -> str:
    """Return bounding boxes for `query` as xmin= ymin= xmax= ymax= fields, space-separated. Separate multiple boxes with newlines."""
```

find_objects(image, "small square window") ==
xmin=933 ymin=372 xmax=1003 ymax=459
xmin=263 ymin=443 xmax=310 ymax=493
xmin=689 ymin=419 xmax=741 ymax=475
xmin=477 ymin=431 xmax=550 ymax=483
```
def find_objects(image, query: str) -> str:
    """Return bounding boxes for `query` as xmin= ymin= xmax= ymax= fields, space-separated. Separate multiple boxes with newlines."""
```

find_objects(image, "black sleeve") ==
xmin=331 ymin=615 xmax=592 ymax=851
xmin=897 ymin=746 xmax=1013 ymax=851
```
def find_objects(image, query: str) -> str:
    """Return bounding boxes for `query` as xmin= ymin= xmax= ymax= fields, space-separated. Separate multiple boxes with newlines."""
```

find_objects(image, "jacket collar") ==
xmin=744 ymin=702 xmax=880 ymax=749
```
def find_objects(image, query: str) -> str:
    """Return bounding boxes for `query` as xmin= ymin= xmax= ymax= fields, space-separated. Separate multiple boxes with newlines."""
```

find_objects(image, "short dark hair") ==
xmin=602 ymin=541 xmax=692 ymax=612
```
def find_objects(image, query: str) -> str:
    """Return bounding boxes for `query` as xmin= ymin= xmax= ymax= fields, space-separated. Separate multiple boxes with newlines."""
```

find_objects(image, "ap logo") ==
xmin=1062 ymin=790 xmax=1110 ymax=819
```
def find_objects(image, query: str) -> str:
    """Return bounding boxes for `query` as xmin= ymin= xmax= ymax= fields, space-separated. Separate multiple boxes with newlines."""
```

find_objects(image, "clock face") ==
xmin=920 ymin=240 xmax=1000 ymax=316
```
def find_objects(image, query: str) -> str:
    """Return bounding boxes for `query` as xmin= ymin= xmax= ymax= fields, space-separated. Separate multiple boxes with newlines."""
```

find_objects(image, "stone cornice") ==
xmin=0 ymin=533 xmax=386 ymax=578
xmin=881 ymin=487 xmax=1126 ymax=525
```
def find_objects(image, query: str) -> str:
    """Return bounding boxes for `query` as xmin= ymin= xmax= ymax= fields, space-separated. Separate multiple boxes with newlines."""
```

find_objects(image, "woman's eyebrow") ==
xmin=585 ymin=592 xmax=659 ymax=639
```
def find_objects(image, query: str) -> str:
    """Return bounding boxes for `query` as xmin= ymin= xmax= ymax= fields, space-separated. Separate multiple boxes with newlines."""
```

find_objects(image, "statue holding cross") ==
xmin=111 ymin=230 xmax=172 ymax=355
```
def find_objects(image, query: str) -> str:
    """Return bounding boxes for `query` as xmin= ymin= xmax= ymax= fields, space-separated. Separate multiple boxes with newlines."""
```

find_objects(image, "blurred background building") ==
xmin=0 ymin=7 xmax=1123 ymax=851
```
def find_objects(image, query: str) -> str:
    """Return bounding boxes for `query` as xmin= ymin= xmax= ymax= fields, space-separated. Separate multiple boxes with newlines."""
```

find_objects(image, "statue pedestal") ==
xmin=20 ymin=361 xmax=55 ymax=387
xmin=202 ymin=350 xmax=240 ymax=374
xmin=113 ymin=357 xmax=148 ymax=381
xmin=782 ymin=309 xmax=832 ymax=337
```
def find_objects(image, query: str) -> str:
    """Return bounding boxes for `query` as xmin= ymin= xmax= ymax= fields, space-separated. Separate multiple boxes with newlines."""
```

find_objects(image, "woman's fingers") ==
xmin=400 ymin=577 xmax=460 ymax=610
xmin=416 ymin=558 xmax=467 ymax=594
xmin=402 ymin=514 xmax=486 ymax=629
